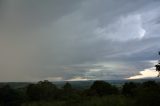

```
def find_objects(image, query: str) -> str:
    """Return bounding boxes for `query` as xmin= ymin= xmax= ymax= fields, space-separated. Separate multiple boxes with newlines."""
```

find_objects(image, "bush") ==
xmin=135 ymin=81 xmax=160 ymax=106
xmin=0 ymin=85 xmax=24 ymax=106
xmin=88 ymin=81 xmax=119 ymax=96
xmin=26 ymin=80 xmax=58 ymax=101
xmin=122 ymin=82 xmax=138 ymax=96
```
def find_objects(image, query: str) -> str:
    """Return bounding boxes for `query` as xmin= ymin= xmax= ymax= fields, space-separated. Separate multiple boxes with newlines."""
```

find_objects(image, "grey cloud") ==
xmin=0 ymin=0 xmax=84 ymax=32
xmin=0 ymin=0 xmax=160 ymax=81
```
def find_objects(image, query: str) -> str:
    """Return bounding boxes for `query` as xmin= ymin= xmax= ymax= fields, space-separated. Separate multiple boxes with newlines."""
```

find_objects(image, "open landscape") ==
xmin=0 ymin=0 xmax=160 ymax=106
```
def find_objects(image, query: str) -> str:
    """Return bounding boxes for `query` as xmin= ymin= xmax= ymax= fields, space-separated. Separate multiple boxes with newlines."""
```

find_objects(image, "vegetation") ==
xmin=0 ymin=80 xmax=160 ymax=106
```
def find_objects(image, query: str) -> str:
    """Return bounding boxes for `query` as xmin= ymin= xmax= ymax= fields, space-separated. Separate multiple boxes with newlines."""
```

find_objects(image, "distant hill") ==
xmin=1 ymin=78 xmax=160 ymax=89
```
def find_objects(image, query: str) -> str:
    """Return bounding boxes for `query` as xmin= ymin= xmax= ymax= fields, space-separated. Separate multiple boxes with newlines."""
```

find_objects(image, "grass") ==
xmin=22 ymin=95 xmax=136 ymax=106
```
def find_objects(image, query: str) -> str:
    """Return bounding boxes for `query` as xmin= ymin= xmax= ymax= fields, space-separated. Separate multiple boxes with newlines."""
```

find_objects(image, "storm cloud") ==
xmin=0 ymin=0 xmax=160 ymax=81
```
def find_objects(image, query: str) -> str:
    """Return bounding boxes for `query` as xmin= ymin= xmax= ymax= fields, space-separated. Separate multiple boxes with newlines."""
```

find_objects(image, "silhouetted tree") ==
xmin=0 ymin=85 xmax=23 ymax=106
xmin=63 ymin=82 xmax=72 ymax=91
xmin=26 ymin=80 xmax=58 ymax=101
xmin=88 ymin=81 xmax=119 ymax=96
xmin=122 ymin=82 xmax=138 ymax=96
xmin=142 ymin=80 xmax=158 ymax=88
xmin=135 ymin=81 xmax=160 ymax=106
xmin=58 ymin=82 xmax=81 ymax=101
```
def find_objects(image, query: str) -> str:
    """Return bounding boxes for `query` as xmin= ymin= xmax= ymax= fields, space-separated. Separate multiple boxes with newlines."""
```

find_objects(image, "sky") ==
xmin=0 ymin=0 xmax=160 ymax=82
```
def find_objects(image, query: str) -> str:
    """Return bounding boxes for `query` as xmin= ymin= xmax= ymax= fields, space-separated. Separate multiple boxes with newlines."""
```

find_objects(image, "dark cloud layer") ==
xmin=0 ymin=0 xmax=160 ymax=81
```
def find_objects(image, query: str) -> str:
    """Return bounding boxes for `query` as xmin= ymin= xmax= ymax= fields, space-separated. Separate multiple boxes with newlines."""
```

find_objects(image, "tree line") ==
xmin=0 ymin=80 xmax=160 ymax=106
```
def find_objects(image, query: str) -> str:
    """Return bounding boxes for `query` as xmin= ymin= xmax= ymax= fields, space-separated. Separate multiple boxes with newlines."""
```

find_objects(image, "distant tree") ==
xmin=142 ymin=81 xmax=158 ymax=88
xmin=63 ymin=82 xmax=72 ymax=91
xmin=59 ymin=82 xmax=80 ymax=101
xmin=26 ymin=80 xmax=58 ymax=101
xmin=88 ymin=81 xmax=119 ymax=96
xmin=135 ymin=81 xmax=160 ymax=106
xmin=37 ymin=80 xmax=58 ymax=100
xmin=122 ymin=82 xmax=138 ymax=96
xmin=0 ymin=85 xmax=23 ymax=106
xmin=26 ymin=84 xmax=40 ymax=101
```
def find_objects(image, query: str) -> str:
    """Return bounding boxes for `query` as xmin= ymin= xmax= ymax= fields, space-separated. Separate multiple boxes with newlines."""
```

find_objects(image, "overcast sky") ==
xmin=0 ymin=0 xmax=160 ymax=82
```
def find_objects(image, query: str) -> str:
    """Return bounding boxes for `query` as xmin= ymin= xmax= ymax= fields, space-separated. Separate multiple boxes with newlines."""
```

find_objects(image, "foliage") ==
xmin=26 ymin=80 xmax=58 ymax=101
xmin=135 ymin=81 xmax=160 ymax=106
xmin=122 ymin=82 xmax=138 ymax=96
xmin=0 ymin=85 xmax=25 ymax=106
xmin=1 ymin=80 xmax=160 ymax=106
xmin=88 ymin=81 xmax=119 ymax=96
